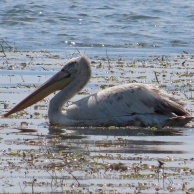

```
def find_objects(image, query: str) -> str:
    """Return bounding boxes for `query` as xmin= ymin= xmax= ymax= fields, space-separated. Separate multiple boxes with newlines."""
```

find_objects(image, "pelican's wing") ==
xmin=66 ymin=83 xmax=189 ymax=120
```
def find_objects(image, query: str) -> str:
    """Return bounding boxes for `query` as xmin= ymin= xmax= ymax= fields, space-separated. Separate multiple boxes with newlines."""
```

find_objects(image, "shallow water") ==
xmin=1 ymin=2 xmax=194 ymax=192
xmin=1 ymin=1 xmax=194 ymax=58
xmin=0 ymin=51 xmax=194 ymax=193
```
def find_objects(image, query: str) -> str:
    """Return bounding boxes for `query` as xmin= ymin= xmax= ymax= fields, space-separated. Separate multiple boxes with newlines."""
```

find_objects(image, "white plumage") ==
xmin=4 ymin=56 xmax=193 ymax=127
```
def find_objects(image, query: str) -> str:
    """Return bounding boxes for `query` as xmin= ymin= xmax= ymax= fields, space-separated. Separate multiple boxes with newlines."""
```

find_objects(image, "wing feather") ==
xmin=66 ymin=83 xmax=189 ymax=120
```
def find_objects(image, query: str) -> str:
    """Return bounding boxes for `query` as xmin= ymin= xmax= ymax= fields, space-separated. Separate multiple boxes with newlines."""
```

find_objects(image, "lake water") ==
xmin=0 ymin=51 xmax=194 ymax=193
xmin=0 ymin=1 xmax=194 ymax=193
xmin=1 ymin=0 xmax=194 ymax=59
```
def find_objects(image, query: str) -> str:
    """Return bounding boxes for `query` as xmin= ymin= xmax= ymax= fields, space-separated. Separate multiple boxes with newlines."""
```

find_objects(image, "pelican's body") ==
xmin=4 ymin=56 xmax=193 ymax=127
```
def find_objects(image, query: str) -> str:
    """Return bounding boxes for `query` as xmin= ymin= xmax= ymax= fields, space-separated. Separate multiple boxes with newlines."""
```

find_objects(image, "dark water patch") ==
xmin=49 ymin=126 xmax=185 ymax=137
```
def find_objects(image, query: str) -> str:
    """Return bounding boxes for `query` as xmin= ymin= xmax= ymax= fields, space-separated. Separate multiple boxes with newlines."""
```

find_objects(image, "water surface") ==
xmin=1 ymin=1 xmax=194 ymax=193
xmin=0 ymin=51 xmax=194 ymax=193
xmin=1 ymin=1 xmax=194 ymax=58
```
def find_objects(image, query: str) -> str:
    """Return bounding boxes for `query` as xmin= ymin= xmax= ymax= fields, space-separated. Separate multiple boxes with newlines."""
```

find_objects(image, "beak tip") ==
xmin=3 ymin=112 xmax=10 ymax=117
xmin=3 ymin=109 xmax=16 ymax=117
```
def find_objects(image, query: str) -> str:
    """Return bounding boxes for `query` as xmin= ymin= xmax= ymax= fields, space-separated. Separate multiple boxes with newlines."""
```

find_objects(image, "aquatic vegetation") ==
xmin=0 ymin=132 xmax=194 ymax=193
xmin=0 ymin=49 xmax=194 ymax=193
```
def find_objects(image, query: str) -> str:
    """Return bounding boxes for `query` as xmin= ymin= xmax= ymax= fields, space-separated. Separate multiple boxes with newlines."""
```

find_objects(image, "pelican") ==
xmin=4 ymin=56 xmax=193 ymax=127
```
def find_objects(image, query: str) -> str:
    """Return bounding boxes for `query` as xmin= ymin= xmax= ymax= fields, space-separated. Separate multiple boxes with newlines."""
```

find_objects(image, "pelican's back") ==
xmin=66 ymin=83 xmax=189 ymax=120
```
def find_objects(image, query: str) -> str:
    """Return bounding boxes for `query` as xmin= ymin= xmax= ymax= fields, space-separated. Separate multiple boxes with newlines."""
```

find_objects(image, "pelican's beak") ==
xmin=4 ymin=67 xmax=73 ymax=117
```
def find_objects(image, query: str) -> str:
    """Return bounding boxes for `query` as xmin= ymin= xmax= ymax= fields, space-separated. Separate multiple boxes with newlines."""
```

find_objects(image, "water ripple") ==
xmin=0 ymin=0 xmax=194 ymax=58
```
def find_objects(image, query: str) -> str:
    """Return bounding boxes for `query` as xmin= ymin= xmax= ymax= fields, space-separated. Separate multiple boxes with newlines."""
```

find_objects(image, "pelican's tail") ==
xmin=165 ymin=116 xmax=194 ymax=127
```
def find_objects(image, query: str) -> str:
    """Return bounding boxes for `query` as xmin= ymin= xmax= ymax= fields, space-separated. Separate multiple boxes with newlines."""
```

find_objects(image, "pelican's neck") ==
xmin=48 ymin=69 xmax=91 ymax=125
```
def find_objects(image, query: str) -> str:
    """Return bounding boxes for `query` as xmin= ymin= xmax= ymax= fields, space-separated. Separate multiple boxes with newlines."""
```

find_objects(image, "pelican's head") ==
xmin=4 ymin=56 xmax=91 ymax=117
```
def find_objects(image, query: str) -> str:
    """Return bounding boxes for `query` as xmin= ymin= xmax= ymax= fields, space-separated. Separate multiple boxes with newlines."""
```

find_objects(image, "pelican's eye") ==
xmin=61 ymin=68 xmax=66 ymax=72
xmin=60 ymin=60 xmax=78 ymax=78
xmin=59 ymin=67 xmax=71 ymax=79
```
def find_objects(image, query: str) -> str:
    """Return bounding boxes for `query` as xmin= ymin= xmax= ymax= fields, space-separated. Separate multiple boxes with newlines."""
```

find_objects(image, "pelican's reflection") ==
xmin=48 ymin=126 xmax=186 ymax=154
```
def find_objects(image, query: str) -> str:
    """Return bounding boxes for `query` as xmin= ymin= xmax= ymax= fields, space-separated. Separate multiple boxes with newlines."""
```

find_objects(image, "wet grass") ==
xmin=0 ymin=48 xmax=194 ymax=193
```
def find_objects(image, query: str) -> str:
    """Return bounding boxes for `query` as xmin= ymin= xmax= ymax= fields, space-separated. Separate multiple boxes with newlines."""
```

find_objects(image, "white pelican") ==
xmin=4 ymin=56 xmax=193 ymax=127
